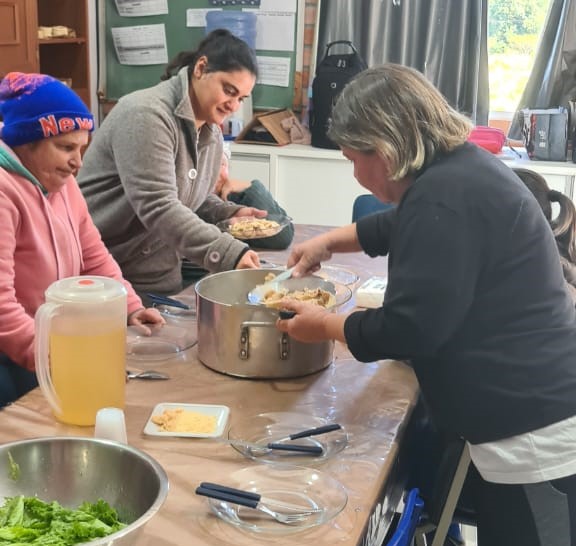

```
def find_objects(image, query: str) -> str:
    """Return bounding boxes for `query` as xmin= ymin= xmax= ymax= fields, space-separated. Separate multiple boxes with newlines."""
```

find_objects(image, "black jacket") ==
xmin=345 ymin=143 xmax=576 ymax=444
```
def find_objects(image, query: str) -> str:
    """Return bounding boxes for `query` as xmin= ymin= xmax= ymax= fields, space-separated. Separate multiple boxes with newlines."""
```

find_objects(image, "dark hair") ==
xmin=161 ymin=29 xmax=258 ymax=81
xmin=513 ymin=168 xmax=576 ymax=264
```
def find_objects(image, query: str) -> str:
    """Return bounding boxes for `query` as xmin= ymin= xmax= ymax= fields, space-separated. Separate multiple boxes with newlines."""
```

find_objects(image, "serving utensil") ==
xmin=271 ymin=423 xmax=342 ymax=444
xmin=199 ymin=482 xmax=322 ymax=513
xmin=218 ymin=424 xmax=340 ymax=455
xmin=268 ymin=266 xmax=296 ymax=284
xmin=195 ymin=486 xmax=316 ymax=525
xmin=214 ymin=437 xmax=323 ymax=455
xmin=145 ymin=293 xmax=191 ymax=310
xmin=126 ymin=370 xmax=170 ymax=380
xmin=247 ymin=266 xmax=296 ymax=305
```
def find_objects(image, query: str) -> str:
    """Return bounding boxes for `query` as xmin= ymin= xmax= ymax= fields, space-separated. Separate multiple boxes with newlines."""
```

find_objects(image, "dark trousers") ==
xmin=407 ymin=406 xmax=576 ymax=546
xmin=468 ymin=464 xmax=576 ymax=546
xmin=0 ymin=354 xmax=38 ymax=407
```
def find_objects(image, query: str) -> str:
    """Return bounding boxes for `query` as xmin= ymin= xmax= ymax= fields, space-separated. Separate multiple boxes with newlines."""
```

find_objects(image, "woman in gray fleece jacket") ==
xmin=78 ymin=30 xmax=264 ymax=295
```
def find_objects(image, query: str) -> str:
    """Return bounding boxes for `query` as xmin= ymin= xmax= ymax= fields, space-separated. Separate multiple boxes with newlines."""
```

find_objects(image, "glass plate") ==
xmin=126 ymin=323 xmax=196 ymax=361
xmin=217 ymin=213 xmax=292 ymax=241
xmin=227 ymin=412 xmax=348 ymax=465
xmin=317 ymin=265 xmax=360 ymax=287
xmin=206 ymin=465 xmax=347 ymax=534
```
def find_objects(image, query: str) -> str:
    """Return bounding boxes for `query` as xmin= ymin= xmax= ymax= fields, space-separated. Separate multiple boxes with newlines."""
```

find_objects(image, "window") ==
xmin=488 ymin=0 xmax=550 ymax=117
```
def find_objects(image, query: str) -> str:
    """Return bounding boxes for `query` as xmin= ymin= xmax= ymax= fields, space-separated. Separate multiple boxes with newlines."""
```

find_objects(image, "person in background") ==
xmin=276 ymin=64 xmax=576 ymax=545
xmin=513 ymin=167 xmax=576 ymax=303
xmin=0 ymin=73 xmax=164 ymax=406
xmin=77 ymin=29 xmax=265 ymax=297
xmin=215 ymin=145 xmax=294 ymax=250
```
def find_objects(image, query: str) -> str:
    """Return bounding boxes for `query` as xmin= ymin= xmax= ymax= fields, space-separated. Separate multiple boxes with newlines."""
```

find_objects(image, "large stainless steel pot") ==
xmin=195 ymin=269 xmax=334 ymax=378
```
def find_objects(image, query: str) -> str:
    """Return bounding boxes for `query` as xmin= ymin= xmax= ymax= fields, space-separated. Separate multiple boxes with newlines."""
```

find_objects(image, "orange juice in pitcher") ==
xmin=35 ymin=277 xmax=127 ymax=426
xmin=50 ymin=328 xmax=126 ymax=425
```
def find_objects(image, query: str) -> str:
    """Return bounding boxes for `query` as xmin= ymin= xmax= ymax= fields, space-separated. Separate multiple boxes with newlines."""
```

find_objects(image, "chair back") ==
xmin=385 ymin=488 xmax=425 ymax=546
xmin=415 ymin=438 xmax=472 ymax=546
xmin=352 ymin=194 xmax=394 ymax=222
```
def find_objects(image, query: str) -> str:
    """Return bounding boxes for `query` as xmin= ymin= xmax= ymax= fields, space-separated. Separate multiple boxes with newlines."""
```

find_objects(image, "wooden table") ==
xmin=0 ymin=225 xmax=419 ymax=546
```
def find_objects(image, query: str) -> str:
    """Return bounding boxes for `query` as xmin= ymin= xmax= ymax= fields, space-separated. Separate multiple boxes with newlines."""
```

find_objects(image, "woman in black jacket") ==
xmin=276 ymin=64 xmax=576 ymax=546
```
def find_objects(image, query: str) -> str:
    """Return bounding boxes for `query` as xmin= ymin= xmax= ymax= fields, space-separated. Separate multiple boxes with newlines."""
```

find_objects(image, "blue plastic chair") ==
xmin=385 ymin=488 xmax=425 ymax=546
xmin=352 ymin=194 xmax=395 ymax=222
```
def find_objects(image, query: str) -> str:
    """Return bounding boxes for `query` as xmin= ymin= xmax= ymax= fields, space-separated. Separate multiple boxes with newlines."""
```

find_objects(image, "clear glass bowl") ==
xmin=217 ymin=213 xmax=292 ymax=241
xmin=317 ymin=265 xmax=360 ymax=287
xmin=206 ymin=464 xmax=348 ymax=534
xmin=227 ymin=412 xmax=348 ymax=465
xmin=126 ymin=323 xmax=196 ymax=362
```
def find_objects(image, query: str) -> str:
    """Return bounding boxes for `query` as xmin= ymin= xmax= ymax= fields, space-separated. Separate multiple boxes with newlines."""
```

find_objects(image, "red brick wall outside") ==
xmin=292 ymin=0 xmax=319 ymax=119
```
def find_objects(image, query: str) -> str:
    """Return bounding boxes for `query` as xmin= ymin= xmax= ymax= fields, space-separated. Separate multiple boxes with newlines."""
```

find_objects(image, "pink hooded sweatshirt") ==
xmin=0 ymin=142 xmax=143 ymax=370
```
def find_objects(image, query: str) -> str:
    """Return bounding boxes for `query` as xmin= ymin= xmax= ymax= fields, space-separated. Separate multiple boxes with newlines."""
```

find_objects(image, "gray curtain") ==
xmin=317 ymin=0 xmax=489 ymax=124
xmin=509 ymin=0 xmax=576 ymax=138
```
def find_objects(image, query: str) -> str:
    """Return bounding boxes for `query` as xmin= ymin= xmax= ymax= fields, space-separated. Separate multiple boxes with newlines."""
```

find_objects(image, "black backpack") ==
xmin=310 ymin=41 xmax=367 ymax=149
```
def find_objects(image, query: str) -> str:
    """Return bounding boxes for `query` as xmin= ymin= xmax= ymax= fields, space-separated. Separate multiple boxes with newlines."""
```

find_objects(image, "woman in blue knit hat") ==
xmin=0 ymin=72 xmax=164 ymax=406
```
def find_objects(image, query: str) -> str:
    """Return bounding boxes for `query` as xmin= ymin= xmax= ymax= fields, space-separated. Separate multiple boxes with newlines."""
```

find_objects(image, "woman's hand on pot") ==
xmin=233 ymin=206 xmax=267 ymax=218
xmin=275 ymin=300 xmax=333 ymax=343
xmin=236 ymin=249 xmax=261 ymax=269
xmin=128 ymin=307 xmax=165 ymax=336
xmin=287 ymin=236 xmax=332 ymax=278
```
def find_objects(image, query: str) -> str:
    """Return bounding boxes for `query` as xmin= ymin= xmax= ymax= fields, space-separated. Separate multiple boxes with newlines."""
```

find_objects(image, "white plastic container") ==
xmin=355 ymin=276 xmax=388 ymax=308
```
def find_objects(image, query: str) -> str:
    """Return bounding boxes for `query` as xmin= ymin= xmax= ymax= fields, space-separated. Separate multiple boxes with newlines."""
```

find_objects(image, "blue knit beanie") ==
xmin=0 ymin=72 xmax=94 ymax=147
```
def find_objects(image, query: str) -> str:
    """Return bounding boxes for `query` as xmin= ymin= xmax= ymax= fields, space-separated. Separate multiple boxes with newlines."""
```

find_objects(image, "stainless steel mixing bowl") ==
xmin=0 ymin=436 xmax=169 ymax=545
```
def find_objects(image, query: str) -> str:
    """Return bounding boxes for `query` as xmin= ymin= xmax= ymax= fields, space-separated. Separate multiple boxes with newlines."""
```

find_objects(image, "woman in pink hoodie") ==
xmin=0 ymin=72 xmax=163 ymax=405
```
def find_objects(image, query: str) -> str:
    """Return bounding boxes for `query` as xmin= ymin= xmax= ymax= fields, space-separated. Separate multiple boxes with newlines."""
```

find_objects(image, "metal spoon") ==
xmin=126 ymin=370 xmax=170 ymax=380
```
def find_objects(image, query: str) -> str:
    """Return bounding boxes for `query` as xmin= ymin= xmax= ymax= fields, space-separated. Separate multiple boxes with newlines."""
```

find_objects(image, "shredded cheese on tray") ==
xmin=151 ymin=408 xmax=217 ymax=434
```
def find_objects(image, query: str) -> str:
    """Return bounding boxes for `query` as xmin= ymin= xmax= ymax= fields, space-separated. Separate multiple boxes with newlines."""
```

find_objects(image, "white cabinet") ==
xmin=543 ymin=174 xmax=571 ymax=194
xmin=274 ymin=156 xmax=362 ymax=225
xmin=228 ymin=151 xmax=271 ymax=190
xmin=229 ymin=143 xmax=576 ymax=227
xmin=502 ymin=157 xmax=576 ymax=197
xmin=230 ymin=143 xmax=360 ymax=226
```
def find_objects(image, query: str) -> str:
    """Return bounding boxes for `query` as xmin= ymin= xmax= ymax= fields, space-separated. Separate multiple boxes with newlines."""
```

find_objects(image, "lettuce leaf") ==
xmin=0 ymin=496 xmax=126 ymax=545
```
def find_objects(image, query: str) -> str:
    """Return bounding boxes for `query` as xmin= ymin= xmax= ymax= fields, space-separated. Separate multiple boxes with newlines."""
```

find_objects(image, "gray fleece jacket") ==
xmin=77 ymin=67 xmax=248 ymax=294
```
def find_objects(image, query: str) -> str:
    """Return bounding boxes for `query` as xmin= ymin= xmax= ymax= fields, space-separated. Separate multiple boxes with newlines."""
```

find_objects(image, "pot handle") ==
xmin=239 ymin=323 xmax=291 ymax=360
xmin=240 ymin=320 xmax=276 ymax=328
xmin=34 ymin=302 xmax=62 ymax=414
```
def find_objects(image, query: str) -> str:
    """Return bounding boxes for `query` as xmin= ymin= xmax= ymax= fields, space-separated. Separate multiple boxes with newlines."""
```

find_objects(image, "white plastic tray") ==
xmin=144 ymin=403 xmax=229 ymax=438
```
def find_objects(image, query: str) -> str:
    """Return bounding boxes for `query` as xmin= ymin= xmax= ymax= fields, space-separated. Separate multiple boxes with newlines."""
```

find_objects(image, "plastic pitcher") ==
xmin=35 ymin=276 xmax=127 ymax=426
xmin=205 ymin=11 xmax=257 ymax=49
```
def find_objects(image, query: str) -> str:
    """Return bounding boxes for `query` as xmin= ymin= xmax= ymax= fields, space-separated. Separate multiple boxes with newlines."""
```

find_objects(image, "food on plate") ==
xmin=228 ymin=218 xmax=281 ymax=239
xmin=151 ymin=408 xmax=217 ymax=434
xmin=0 ymin=495 xmax=125 ymax=544
xmin=262 ymin=287 xmax=336 ymax=309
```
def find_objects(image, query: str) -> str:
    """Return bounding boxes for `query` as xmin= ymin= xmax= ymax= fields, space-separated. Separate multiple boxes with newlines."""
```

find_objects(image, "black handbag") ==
xmin=520 ymin=107 xmax=568 ymax=161
xmin=309 ymin=41 xmax=367 ymax=149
